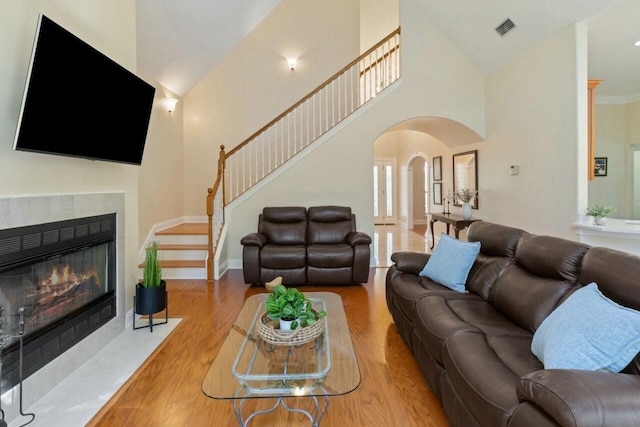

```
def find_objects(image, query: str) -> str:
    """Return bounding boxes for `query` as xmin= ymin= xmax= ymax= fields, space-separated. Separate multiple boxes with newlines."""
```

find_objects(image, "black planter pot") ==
xmin=134 ymin=280 xmax=168 ymax=332
xmin=135 ymin=280 xmax=167 ymax=314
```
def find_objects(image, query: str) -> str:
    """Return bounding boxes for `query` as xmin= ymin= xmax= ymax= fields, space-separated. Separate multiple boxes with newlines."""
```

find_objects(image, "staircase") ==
xmin=205 ymin=28 xmax=402 ymax=281
xmin=140 ymin=223 xmax=208 ymax=279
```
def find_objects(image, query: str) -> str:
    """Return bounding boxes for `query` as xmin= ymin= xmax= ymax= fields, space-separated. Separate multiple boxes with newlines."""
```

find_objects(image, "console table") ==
xmin=430 ymin=213 xmax=481 ymax=249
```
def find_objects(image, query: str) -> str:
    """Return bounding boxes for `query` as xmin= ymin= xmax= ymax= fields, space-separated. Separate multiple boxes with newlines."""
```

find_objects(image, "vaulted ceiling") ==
xmin=135 ymin=0 xmax=639 ymax=98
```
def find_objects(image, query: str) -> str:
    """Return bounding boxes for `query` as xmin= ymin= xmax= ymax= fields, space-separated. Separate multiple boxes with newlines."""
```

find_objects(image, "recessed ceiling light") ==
xmin=635 ymin=40 xmax=640 ymax=46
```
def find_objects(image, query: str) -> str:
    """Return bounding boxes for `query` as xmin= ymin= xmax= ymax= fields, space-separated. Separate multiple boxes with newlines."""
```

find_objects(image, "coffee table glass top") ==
xmin=202 ymin=292 xmax=360 ymax=399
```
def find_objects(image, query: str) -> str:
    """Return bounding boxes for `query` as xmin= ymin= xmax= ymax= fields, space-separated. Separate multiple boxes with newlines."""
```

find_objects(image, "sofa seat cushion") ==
xmin=443 ymin=331 xmax=543 ymax=427
xmin=413 ymin=294 xmax=532 ymax=365
xmin=307 ymin=244 xmax=353 ymax=268
xmin=387 ymin=272 xmax=459 ymax=322
xmin=260 ymin=267 xmax=307 ymax=285
xmin=260 ymin=244 xmax=306 ymax=269
xmin=307 ymin=266 xmax=351 ymax=284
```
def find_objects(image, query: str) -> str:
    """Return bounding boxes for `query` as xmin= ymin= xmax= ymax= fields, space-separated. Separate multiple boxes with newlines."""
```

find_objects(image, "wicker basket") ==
xmin=256 ymin=312 xmax=325 ymax=346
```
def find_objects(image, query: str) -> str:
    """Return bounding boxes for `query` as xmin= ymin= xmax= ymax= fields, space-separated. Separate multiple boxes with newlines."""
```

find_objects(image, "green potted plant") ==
xmin=265 ymin=285 xmax=326 ymax=330
xmin=585 ymin=204 xmax=616 ymax=226
xmin=134 ymin=241 xmax=167 ymax=331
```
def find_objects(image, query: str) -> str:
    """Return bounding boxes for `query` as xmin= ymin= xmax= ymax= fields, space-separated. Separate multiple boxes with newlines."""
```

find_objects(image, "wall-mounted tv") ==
xmin=13 ymin=15 xmax=156 ymax=165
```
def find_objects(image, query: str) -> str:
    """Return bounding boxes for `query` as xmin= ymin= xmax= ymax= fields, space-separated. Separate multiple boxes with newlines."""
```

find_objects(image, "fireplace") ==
xmin=0 ymin=213 xmax=116 ymax=391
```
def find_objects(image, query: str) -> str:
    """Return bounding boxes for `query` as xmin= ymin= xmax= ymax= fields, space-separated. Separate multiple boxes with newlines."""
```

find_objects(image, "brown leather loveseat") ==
xmin=386 ymin=221 xmax=640 ymax=427
xmin=241 ymin=206 xmax=371 ymax=285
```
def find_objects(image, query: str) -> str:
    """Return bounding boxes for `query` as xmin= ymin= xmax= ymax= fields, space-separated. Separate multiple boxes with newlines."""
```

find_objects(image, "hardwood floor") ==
xmin=88 ymin=225 xmax=446 ymax=426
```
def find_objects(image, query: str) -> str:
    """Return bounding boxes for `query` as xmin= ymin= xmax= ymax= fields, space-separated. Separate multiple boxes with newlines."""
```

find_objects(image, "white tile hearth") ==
xmin=6 ymin=317 xmax=181 ymax=427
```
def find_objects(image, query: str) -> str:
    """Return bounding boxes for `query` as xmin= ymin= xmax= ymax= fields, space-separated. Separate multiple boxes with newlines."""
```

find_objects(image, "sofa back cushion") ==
xmin=466 ymin=222 xmax=528 ymax=299
xmin=307 ymin=206 xmax=355 ymax=244
xmin=468 ymin=222 xmax=526 ymax=258
xmin=490 ymin=234 xmax=590 ymax=333
xmin=579 ymin=246 xmax=640 ymax=311
xmin=259 ymin=207 xmax=307 ymax=245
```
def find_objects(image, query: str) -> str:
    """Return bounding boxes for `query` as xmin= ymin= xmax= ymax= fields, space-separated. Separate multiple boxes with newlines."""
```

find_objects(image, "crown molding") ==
xmin=596 ymin=91 xmax=640 ymax=105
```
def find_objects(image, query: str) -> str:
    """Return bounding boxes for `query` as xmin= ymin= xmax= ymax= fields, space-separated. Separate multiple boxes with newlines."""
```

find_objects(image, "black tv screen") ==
xmin=13 ymin=15 xmax=156 ymax=165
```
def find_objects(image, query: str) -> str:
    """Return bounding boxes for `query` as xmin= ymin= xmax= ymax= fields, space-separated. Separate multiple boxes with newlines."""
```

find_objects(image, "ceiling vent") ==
xmin=495 ymin=18 xmax=516 ymax=37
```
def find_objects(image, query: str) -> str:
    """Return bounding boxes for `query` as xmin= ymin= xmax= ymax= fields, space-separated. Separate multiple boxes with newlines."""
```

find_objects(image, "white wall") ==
xmin=360 ymin=0 xmax=399 ymax=49
xmin=483 ymin=24 xmax=588 ymax=238
xmin=627 ymin=100 xmax=640 ymax=218
xmin=589 ymin=102 xmax=626 ymax=218
xmin=182 ymin=0 xmax=361 ymax=216
xmin=410 ymin=157 xmax=426 ymax=222
xmin=138 ymin=83 xmax=185 ymax=248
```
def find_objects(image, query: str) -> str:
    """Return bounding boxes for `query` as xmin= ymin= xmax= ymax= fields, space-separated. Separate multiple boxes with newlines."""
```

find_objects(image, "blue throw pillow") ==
xmin=419 ymin=233 xmax=480 ymax=292
xmin=531 ymin=283 xmax=640 ymax=372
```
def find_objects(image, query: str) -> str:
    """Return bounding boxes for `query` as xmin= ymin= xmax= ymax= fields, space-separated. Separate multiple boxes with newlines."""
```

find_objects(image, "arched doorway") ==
xmin=371 ymin=117 xmax=483 ymax=267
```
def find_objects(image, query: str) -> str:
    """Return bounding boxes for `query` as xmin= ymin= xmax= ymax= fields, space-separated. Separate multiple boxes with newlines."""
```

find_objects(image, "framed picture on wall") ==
xmin=433 ymin=182 xmax=443 ymax=205
xmin=433 ymin=156 xmax=442 ymax=181
xmin=594 ymin=157 xmax=608 ymax=177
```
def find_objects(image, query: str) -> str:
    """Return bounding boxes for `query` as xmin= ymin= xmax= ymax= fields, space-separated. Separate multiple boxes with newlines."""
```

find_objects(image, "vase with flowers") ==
xmin=455 ymin=187 xmax=478 ymax=220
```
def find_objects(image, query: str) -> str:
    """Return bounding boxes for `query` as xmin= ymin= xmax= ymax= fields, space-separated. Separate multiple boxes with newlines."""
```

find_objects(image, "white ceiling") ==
xmin=135 ymin=0 xmax=281 ymax=96
xmin=587 ymin=0 xmax=640 ymax=98
xmin=135 ymin=0 xmax=640 ymax=98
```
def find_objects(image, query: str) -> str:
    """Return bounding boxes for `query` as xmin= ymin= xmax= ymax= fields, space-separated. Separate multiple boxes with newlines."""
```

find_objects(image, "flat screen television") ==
xmin=13 ymin=15 xmax=156 ymax=165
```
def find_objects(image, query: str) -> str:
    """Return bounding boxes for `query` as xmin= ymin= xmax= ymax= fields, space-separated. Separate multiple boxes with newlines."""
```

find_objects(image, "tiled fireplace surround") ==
xmin=0 ymin=193 xmax=126 ymax=422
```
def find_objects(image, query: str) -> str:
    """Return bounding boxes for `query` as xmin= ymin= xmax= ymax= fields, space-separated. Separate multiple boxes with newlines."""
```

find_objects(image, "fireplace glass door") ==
xmin=0 ymin=242 xmax=110 ymax=346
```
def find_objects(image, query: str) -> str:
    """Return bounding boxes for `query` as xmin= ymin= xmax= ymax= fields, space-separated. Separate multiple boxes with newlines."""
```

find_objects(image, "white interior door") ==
xmin=374 ymin=159 xmax=397 ymax=224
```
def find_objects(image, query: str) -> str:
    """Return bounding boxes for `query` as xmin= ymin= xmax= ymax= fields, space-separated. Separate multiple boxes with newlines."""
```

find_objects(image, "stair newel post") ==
xmin=206 ymin=186 xmax=214 ymax=283
xmin=206 ymin=145 xmax=226 ymax=283
xmin=219 ymin=145 xmax=226 ymax=208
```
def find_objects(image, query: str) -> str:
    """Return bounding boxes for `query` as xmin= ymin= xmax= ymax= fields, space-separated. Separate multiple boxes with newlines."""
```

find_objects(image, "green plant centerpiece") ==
xmin=265 ymin=284 xmax=326 ymax=330
xmin=586 ymin=204 xmax=616 ymax=226
xmin=585 ymin=204 xmax=616 ymax=218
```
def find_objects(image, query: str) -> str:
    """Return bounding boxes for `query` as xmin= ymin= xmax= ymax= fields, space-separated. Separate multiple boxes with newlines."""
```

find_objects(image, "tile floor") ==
xmin=373 ymin=223 xmax=431 ymax=267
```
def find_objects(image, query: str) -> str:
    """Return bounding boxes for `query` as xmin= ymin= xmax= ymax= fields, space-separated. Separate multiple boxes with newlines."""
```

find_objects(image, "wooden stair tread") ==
xmin=138 ymin=260 xmax=205 ymax=268
xmin=157 ymin=244 xmax=208 ymax=250
xmin=156 ymin=223 xmax=208 ymax=235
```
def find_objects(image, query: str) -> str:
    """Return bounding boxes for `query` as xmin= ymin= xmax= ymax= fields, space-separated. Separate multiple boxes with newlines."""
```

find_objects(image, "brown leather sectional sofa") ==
xmin=241 ymin=206 xmax=371 ymax=285
xmin=386 ymin=221 xmax=640 ymax=427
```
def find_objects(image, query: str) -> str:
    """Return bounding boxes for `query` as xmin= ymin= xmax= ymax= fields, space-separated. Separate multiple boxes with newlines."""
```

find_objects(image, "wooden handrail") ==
xmin=359 ymin=46 xmax=399 ymax=76
xmin=225 ymin=27 xmax=401 ymax=158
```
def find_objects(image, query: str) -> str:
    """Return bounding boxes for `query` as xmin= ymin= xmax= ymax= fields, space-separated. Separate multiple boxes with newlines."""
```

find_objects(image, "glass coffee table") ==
xmin=202 ymin=292 xmax=360 ymax=426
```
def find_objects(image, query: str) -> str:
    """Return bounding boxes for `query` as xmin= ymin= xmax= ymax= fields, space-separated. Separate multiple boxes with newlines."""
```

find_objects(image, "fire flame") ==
xmin=41 ymin=265 xmax=100 ymax=289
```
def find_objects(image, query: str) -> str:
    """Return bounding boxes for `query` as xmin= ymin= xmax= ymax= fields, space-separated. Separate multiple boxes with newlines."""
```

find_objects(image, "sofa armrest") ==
xmin=517 ymin=369 xmax=640 ymax=427
xmin=347 ymin=231 xmax=372 ymax=246
xmin=240 ymin=232 xmax=267 ymax=248
xmin=390 ymin=251 xmax=430 ymax=275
